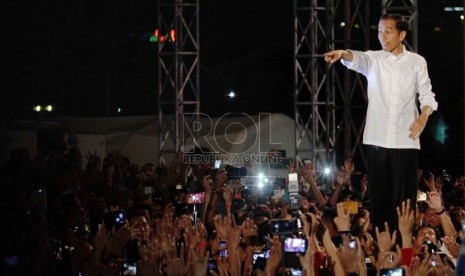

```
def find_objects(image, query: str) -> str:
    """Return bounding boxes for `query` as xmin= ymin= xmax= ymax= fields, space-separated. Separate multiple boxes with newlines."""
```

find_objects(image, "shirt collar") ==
xmin=383 ymin=44 xmax=408 ymax=58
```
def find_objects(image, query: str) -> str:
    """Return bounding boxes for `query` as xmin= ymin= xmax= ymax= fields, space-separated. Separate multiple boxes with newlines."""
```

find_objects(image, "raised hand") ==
xmin=302 ymin=162 xmax=316 ymax=184
xmin=441 ymin=236 xmax=459 ymax=258
xmin=137 ymin=238 xmax=163 ymax=276
xmin=213 ymin=215 xmax=232 ymax=240
xmin=337 ymin=237 xmax=366 ymax=276
xmin=426 ymin=191 xmax=443 ymax=212
xmin=108 ymin=224 xmax=132 ymax=257
xmin=191 ymin=249 xmax=209 ymax=276
xmin=375 ymin=222 xmax=397 ymax=252
xmin=222 ymin=186 xmax=233 ymax=214
xmin=397 ymin=199 xmax=414 ymax=248
xmin=423 ymin=171 xmax=436 ymax=192
xmin=164 ymin=242 xmax=188 ymax=276
xmin=333 ymin=203 xmax=351 ymax=232
xmin=202 ymin=175 xmax=213 ymax=193
xmin=361 ymin=232 xmax=375 ymax=256
xmin=297 ymin=214 xmax=315 ymax=275
xmin=287 ymin=159 xmax=296 ymax=173
xmin=263 ymin=235 xmax=282 ymax=275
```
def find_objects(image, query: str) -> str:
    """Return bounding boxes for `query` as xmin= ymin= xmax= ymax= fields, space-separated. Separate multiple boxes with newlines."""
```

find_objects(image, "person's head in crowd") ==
xmin=241 ymin=187 xmax=252 ymax=202
xmin=424 ymin=206 xmax=442 ymax=229
xmin=103 ymin=165 xmax=115 ymax=187
xmin=126 ymin=205 xmax=152 ymax=242
xmin=452 ymin=182 xmax=465 ymax=205
xmin=254 ymin=204 xmax=272 ymax=225
xmin=271 ymin=198 xmax=291 ymax=219
xmin=84 ymin=153 xmax=101 ymax=175
xmin=253 ymin=204 xmax=272 ymax=246
xmin=64 ymin=147 xmax=83 ymax=173
xmin=338 ymin=188 xmax=356 ymax=203
xmin=449 ymin=206 xmax=465 ymax=232
xmin=413 ymin=225 xmax=439 ymax=255
xmin=232 ymin=198 xmax=250 ymax=225
xmin=120 ymin=156 xmax=130 ymax=174
xmin=139 ymin=163 xmax=156 ymax=182
xmin=186 ymin=146 xmax=215 ymax=178
xmin=351 ymin=207 xmax=371 ymax=237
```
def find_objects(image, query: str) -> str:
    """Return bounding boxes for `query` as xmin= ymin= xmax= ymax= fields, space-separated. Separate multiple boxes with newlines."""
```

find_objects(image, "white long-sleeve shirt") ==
xmin=341 ymin=46 xmax=438 ymax=149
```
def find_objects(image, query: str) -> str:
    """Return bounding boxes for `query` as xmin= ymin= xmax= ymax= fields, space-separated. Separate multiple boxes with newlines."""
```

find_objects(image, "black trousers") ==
xmin=365 ymin=145 xmax=418 ymax=231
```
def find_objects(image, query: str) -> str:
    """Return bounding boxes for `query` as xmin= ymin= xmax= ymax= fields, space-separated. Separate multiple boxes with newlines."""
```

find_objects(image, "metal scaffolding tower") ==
xmin=157 ymin=0 xmax=200 ymax=164
xmin=293 ymin=0 xmax=336 ymax=170
xmin=334 ymin=0 xmax=370 ymax=169
xmin=293 ymin=0 xmax=370 ymax=171
xmin=381 ymin=0 xmax=418 ymax=51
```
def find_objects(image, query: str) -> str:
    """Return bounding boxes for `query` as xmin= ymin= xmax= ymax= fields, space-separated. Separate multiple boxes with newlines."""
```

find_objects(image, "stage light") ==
xmin=339 ymin=22 xmax=346 ymax=27
xmin=324 ymin=167 xmax=331 ymax=175
xmin=258 ymin=173 xmax=264 ymax=180
xmin=117 ymin=107 xmax=122 ymax=113
xmin=228 ymin=91 xmax=236 ymax=98
xmin=33 ymin=105 xmax=42 ymax=112
xmin=45 ymin=105 xmax=53 ymax=112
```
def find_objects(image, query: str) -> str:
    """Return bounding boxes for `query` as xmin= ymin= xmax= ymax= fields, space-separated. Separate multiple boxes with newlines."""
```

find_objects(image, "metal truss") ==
xmin=332 ymin=0 xmax=370 ymax=169
xmin=294 ymin=0 xmax=371 ymax=172
xmin=293 ymin=0 xmax=336 ymax=170
xmin=381 ymin=0 xmax=418 ymax=51
xmin=157 ymin=0 xmax=200 ymax=164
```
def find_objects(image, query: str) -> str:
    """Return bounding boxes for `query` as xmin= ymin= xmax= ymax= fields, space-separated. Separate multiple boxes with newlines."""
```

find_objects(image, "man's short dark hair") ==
xmin=381 ymin=13 xmax=410 ymax=33
xmin=413 ymin=224 xmax=438 ymax=239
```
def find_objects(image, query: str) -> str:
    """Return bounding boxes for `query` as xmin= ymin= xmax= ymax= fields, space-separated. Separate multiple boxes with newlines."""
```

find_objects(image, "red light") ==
xmin=170 ymin=29 xmax=176 ymax=42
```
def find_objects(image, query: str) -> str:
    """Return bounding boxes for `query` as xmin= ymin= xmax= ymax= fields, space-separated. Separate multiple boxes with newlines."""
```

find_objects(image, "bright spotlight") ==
xmin=228 ymin=91 xmax=236 ymax=98
xmin=324 ymin=168 xmax=331 ymax=175
xmin=258 ymin=173 xmax=264 ymax=180
xmin=117 ymin=107 xmax=122 ymax=113
xmin=33 ymin=105 xmax=42 ymax=112
xmin=258 ymin=181 xmax=264 ymax=188
xmin=45 ymin=105 xmax=53 ymax=112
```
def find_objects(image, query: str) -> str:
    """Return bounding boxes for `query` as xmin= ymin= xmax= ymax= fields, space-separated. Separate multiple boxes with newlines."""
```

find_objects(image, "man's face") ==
xmin=424 ymin=208 xmax=441 ymax=228
xmin=415 ymin=226 xmax=438 ymax=247
xmin=130 ymin=215 xmax=150 ymax=241
xmin=453 ymin=208 xmax=465 ymax=223
xmin=378 ymin=18 xmax=405 ymax=55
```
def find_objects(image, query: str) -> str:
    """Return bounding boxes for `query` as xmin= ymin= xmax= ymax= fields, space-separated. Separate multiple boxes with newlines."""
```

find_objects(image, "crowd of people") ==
xmin=1 ymin=146 xmax=465 ymax=276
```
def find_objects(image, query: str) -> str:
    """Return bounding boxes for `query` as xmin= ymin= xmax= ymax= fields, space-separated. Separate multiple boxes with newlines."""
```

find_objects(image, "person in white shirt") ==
xmin=323 ymin=14 xmax=438 ymax=231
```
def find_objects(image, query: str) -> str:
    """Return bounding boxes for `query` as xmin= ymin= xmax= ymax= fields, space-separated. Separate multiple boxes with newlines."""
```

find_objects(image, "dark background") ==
xmin=2 ymin=0 xmax=464 ymax=175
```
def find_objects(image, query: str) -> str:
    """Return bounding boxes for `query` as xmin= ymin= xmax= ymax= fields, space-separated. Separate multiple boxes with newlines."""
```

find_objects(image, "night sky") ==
xmin=2 ymin=0 xmax=465 ymax=175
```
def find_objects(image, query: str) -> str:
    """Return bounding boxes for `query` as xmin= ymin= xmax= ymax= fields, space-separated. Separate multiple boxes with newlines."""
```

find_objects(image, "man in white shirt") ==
xmin=324 ymin=14 xmax=438 ymax=231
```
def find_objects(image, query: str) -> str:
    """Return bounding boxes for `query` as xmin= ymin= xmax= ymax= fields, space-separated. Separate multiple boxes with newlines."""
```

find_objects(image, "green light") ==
xmin=435 ymin=119 xmax=448 ymax=145
xmin=149 ymin=34 xmax=157 ymax=42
